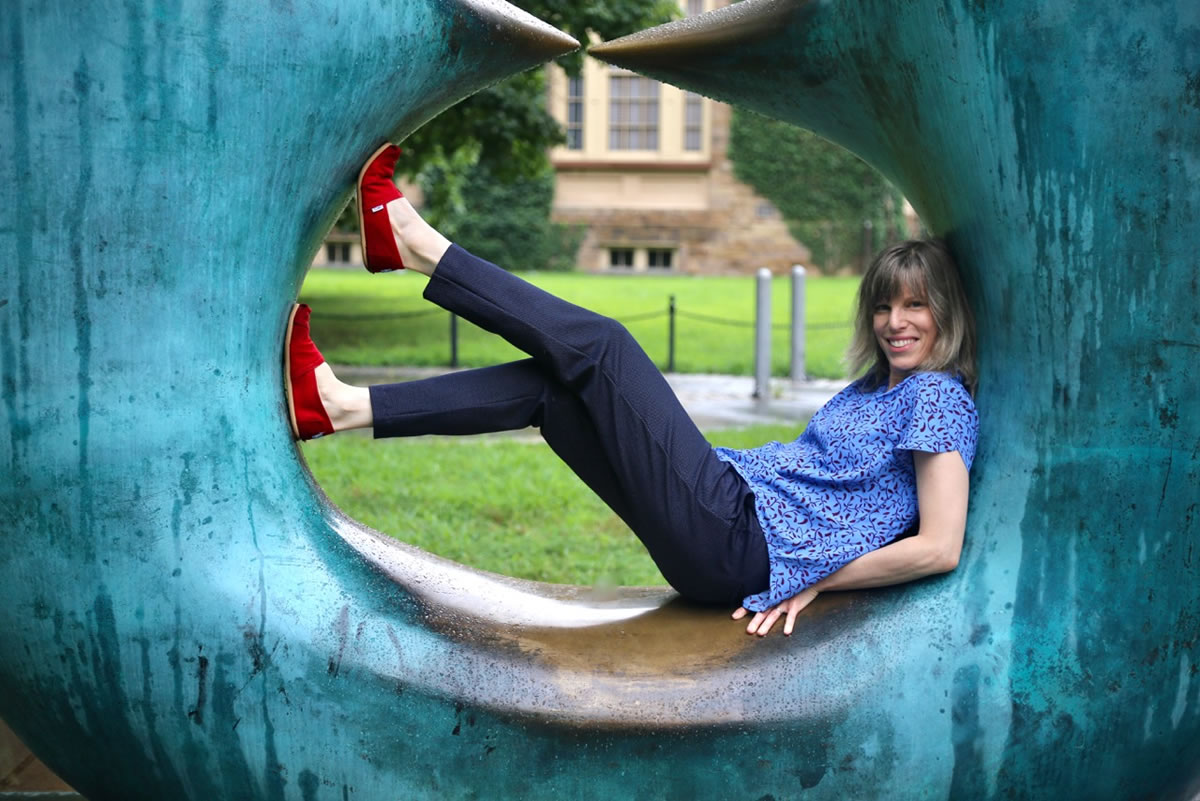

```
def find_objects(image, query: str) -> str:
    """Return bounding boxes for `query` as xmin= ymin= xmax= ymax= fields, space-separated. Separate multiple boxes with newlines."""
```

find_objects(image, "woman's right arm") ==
xmin=735 ymin=449 xmax=969 ymax=636
xmin=814 ymin=449 xmax=968 ymax=590
xmin=808 ymin=372 xmax=977 ymax=598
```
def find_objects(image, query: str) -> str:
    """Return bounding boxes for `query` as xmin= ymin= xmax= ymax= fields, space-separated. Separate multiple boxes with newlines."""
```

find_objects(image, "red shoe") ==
xmin=357 ymin=143 xmax=406 ymax=273
xmin=284 ymin=304 xmax=335 ymax=440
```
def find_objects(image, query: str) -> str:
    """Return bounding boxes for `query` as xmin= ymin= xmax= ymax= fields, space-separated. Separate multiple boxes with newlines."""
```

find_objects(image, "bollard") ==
xmin=790 ymin=264 xmax=807 ymax=385
xmin=753 ymin=268 xmax=771 ymax=407
xmin=860 ymin=219 xmax=875 ymax=272
xmin=667 ymin=294 xmax=677 ymax=373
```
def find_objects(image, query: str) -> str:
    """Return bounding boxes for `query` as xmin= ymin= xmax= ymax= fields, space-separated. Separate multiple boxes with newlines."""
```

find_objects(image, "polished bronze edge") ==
xmin=590 ymin=0 xmax=800 ymax=64
xmin=463 ymin=0 xmax=580 ymax=60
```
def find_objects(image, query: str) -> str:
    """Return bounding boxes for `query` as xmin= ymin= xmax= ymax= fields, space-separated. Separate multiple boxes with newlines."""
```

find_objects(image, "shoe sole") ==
xmin=357 ymin=142 xmax=396 ymax=273
xmin=283 ymin=303 xmax=301 ymax=439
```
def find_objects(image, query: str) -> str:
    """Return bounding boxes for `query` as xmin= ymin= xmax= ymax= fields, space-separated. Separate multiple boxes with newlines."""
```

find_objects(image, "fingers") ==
xmin=746 ymin=606 xmax=783 ymax=636
xmin=741 ymin=590 xmax=820 ymax=636
xmin=734 ymin=604 xmax=782 ymax=633
xmin=783 ymin=589 xmax=820 ymax=634
xmin=783 ymin=602 xmax=800 ymax=636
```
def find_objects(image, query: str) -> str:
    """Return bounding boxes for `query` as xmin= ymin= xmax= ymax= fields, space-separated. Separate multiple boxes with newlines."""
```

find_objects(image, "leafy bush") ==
xmin=729 ymin=110 xmax=909 ymax=272
xmin=421 ymin=158 xmax=584 ymax=272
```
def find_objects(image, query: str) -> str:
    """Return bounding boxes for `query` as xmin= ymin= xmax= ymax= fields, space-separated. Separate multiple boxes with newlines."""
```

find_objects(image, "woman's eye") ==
xmin=873 ymin=304 xmax=890 ymax=313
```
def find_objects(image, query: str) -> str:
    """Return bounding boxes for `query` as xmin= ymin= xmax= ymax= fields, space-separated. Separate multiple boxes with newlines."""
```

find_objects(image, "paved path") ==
xmin=0 ymin=720 xmax=76 ymax=797
xmin=335 ymin=366 xmax=846 ymax=431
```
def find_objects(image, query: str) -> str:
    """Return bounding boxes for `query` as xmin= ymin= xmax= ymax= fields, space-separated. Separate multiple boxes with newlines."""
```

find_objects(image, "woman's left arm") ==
xmin=735 ymin=450 xmax=969 ymax=635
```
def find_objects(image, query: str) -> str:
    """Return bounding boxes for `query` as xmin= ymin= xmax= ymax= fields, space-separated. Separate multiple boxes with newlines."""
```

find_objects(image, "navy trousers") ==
xmin=368 ymin=245 xmax=770 ymax=605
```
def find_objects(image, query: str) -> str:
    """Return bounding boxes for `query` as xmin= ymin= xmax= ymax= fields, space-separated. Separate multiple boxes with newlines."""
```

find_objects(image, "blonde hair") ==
xmin=846 ymin=239 xmax=977 ymax=393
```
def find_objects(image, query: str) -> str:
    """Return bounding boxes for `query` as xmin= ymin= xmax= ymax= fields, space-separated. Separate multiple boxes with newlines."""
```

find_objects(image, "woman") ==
xmin=286 ymin=144 xmax=979 ymax=637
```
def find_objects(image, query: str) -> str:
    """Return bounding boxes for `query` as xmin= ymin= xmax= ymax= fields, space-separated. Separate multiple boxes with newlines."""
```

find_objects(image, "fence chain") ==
xmin=313 ymin=306 xmax=848 ymax=329
xmin=617 ymin=310 xmax=668 ymax=324
xmin=311 ymin=301 xmax=849 ymax=372
xmin=675 ymin=309 xmax=849 ymax=332
xmin=312 ymin=308 xmax=444 ymax=321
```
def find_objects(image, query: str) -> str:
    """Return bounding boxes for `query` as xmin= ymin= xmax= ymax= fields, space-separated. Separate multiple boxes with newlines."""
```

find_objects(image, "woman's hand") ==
xmin=731 ymin=587 xmax=821 ymax=636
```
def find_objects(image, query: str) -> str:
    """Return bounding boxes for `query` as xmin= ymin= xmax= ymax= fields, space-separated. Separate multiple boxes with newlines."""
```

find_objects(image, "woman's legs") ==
xmin=370 ymin=360 xmax=639 ymax=523
xmin=310 ymin=184 xmax=769 ymax=603
xmin=354 ymin=242 xmax=769 ymax=603
xmin=367 ymin=357 xmax=767 ymax=604
xmin=311 ymin=363 xmax=372 ymax=431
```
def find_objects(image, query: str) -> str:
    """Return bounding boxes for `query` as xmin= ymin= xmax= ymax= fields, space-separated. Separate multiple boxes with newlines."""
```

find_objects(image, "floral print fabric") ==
xmin=714 ymin=371 xmax=979 ymax=611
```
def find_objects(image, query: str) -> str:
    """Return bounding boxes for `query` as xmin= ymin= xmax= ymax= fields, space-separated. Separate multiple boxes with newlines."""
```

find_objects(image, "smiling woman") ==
xmin=849 ymin=239 xmax=977 ymax=393
xmin=875 ymin=288 xmax=938 ymax=381
xmin=288 ymin=145 xmax=980 ymax=638
xmin=721 ymin=239 xmax=978 ymax=634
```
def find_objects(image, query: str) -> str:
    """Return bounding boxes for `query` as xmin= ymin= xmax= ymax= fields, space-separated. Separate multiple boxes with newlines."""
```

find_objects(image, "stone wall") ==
xmin=552 ymin=104 xmax=810 ymax=275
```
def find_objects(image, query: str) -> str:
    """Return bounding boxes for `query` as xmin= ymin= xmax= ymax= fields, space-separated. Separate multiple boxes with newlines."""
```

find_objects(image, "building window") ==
xmin=686 ymin=0 xmax=704 ymax=16
xmin=609 ymin=74 xmax=659 ymax=150
xmin=648 ymin=248 xmax=674 ymax=269
xmin=609 ymin=248 xmax=635 ymax=268
xmin=566 ymin=75 xmax=584 ymax=150
xmin=326 ymin=242 xmax=351 ymax=263
xmin=684 ymin=92 xmax=703 ymax=151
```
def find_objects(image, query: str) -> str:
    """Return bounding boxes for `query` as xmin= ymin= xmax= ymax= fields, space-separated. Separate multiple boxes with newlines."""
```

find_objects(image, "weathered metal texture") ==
xmin=1 ymin=0 xmax=1197 ymax=799
xmin=589 ymin=0 xmax=1200 ymax=797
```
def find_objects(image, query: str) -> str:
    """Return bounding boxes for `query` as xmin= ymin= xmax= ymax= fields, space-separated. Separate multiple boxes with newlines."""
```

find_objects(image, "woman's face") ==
xmin=873 ymin=286 xmax=938 ymax=388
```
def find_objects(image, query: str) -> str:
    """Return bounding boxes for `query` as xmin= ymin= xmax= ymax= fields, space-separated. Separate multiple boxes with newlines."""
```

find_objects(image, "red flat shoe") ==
xmin=284 ymin=304 xmax=335 ymax=440
xmin=357 ymin=143 xmax=406 ymax=273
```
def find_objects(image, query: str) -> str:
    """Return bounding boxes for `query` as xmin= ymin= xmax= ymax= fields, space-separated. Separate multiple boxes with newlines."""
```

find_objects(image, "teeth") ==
xmin=889 ymin=338 xmax=915 ymax=347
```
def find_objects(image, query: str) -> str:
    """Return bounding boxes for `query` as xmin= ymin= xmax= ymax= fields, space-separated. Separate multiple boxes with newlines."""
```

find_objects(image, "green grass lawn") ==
xmin=302 ymin=422 xmax=807 ymax=587
xmin=300 ymin=269 xmax=859 ymax=378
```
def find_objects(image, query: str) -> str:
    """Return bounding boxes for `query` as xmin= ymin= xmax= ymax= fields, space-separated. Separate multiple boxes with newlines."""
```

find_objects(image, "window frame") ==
xmin=566 ymin=75 xmax=584 ymax=151
xmin=608 ymin=73 xmax=660 ymax=151
xmin=647 ymin=248 xmax=675 ymax=270
xmin=608 ymin=247 xmax=635 ymax=269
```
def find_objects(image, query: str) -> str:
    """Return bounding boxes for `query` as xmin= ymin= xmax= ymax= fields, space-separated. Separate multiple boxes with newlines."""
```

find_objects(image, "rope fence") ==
xmin=313 ymin=308 xmax=444 ymax=322
xmin=311 ymin=270 xmax=850 ymax=378
xmin=673 ymin=309 xmax=850 ymax=332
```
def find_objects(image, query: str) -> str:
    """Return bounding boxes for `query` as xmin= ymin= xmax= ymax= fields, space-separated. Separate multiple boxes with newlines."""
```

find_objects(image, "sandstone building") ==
xmin=544 ymin=0 xmax=808 ymax=275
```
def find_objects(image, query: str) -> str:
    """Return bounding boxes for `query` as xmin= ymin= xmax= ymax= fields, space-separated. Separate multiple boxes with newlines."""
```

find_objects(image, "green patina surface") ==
xmin=1 ymin=0 xmax=1197 ymax=799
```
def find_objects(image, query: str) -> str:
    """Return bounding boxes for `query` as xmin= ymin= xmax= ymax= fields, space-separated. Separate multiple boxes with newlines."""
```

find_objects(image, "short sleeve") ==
xmin=896 ymin=374 xmax=979 ymax=469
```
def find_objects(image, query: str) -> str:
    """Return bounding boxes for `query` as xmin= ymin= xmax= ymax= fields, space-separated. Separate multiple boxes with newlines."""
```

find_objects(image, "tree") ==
xmin=422 ymin=159 xmax=584 ymax=272
xmin=414 ymin=0 xmax=678 ymax=173
xmin=728 ymin=109 xmax=909 ymax=272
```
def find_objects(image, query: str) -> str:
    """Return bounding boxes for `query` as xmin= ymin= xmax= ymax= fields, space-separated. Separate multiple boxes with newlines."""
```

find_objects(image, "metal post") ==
xmin=449 ymin=312 xmax=459 ymax=368
xmin=667 ymin=294 xmax=677 ymax=373
xmin=791 ymin=264 xmax=807 ymax=385
xmin=753 ymin=268 xmax=771 ymax=407
xmin=861 ymin=218 xmax=875 ymax=272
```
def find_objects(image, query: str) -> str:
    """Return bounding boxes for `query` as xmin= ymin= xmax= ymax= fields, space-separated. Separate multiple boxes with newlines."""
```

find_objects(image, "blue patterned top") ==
xmin=715 ymin=371 xmax=979 ymax=611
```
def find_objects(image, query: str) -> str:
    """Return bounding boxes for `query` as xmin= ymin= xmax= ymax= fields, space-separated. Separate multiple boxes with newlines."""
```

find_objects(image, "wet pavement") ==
xmin=335 ymin=366 xmax=846 ymax=432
